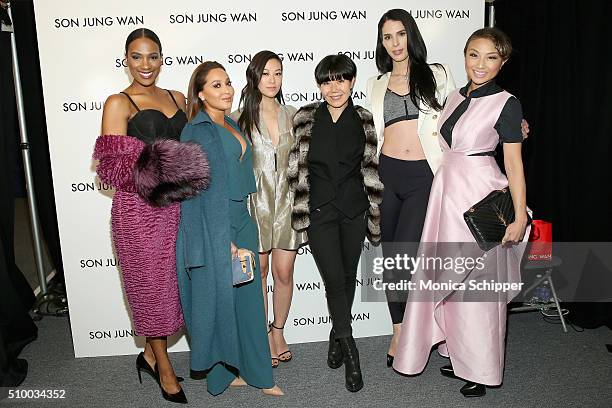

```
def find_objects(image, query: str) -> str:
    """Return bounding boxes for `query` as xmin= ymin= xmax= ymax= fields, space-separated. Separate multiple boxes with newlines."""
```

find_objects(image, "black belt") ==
xmin=469 ymin=150 xmax=497 ymax=157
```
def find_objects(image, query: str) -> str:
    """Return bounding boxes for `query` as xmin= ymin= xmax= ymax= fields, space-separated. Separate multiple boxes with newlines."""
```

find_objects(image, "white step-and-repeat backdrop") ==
xmin=33 ymin=0 xmax=483 ymax=357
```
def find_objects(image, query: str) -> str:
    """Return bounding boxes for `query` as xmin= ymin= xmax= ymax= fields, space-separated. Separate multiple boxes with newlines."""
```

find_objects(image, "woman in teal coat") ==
xmin=176 ymin=61 xmax=283 ymax=397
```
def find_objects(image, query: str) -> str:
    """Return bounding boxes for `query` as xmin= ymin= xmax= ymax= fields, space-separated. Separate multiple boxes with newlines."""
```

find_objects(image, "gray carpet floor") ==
xmin=3 ymin=311 xmax=611 ymax=407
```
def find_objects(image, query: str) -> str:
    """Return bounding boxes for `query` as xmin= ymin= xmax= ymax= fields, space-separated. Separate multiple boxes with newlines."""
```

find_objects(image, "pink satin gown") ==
xmin=392 ymin=88 xmax=531 ymax=386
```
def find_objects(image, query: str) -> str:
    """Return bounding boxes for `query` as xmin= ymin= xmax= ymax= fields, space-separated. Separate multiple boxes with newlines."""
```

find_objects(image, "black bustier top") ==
xmin=121 ymin=90 xmax=187 ymax=143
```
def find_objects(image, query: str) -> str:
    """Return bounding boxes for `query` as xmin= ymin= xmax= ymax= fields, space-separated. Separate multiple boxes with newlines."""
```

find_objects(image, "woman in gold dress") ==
xmin=231 ymin=50 xmax=307 ymax=368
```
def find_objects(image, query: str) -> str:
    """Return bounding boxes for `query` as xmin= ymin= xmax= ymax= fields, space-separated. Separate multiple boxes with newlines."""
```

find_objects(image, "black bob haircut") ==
xmin=314 ymin=54 xmax=357 ymax=85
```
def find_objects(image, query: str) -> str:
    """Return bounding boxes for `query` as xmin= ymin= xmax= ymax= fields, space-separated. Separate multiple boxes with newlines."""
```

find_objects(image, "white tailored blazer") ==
xmin=365 ymin=64 xmax=456 ymax=174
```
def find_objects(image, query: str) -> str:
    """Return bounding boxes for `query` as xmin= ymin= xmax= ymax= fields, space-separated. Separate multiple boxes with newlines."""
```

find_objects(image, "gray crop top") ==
xmin=384 ymin=89 xmax=419 ymax=127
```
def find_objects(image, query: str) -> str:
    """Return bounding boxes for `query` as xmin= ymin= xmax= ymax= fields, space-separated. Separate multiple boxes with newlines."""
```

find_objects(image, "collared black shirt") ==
xmin=440 ymin=81 xmax=523 ymax=153
xmin=308 ymin=98 xmax=369 ymax=217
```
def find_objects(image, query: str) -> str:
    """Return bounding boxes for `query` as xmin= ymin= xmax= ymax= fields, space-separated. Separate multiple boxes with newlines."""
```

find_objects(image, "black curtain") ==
xmin=495 ymin=0 xmax=612 ymax=241
xmin=0 ymin=28 xmax=38 ymax=387
xmin=495 ymin=0 xmax=612 ymax=328
xmin=10 ymin=0 xmax=65 ymax=283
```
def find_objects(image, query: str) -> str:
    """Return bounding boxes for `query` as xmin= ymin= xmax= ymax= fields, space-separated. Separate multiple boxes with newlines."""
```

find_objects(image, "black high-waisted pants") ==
xmin=379 ymin=154 xmax=434 ymax=324
xmin=307 ymin=203 xmax=367 ymax=338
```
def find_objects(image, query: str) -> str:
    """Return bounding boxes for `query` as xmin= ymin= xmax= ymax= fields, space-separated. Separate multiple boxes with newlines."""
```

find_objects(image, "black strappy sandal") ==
xmin=270 ymin=322 xmax=292 ymax=363
xmin=268 ymin=323 xmax=280 ymax=368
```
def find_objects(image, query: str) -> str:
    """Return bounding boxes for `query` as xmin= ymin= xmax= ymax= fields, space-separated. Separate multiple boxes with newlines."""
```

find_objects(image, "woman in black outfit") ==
xmin=288 ymin=55 xmax=383 ymax=392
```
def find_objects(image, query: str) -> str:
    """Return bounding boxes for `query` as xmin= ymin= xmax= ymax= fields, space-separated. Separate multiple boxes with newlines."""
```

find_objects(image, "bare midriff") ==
xmin=380 ymin=120 xmax=426 ymax=160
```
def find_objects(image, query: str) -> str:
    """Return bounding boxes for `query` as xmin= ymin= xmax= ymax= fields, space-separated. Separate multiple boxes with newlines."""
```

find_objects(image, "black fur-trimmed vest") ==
xmin=287 ymin=102 xmax=383 ymax=244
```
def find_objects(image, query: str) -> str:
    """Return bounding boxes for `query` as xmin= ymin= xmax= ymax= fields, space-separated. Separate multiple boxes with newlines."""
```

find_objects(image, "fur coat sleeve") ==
xmin=133 ymin=139 xmax=210 ymax=207
xmin=93 ymin=135 xmax=210 ymax=206
xmin=93 ymin=135 xmax=145 ymax=193
xmin=356 ymin=106 xmax=384 ymax=244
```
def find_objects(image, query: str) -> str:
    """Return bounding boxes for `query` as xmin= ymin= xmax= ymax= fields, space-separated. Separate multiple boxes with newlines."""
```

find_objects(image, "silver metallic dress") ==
xmin=231 ymin=104 xmax=307 ymax=252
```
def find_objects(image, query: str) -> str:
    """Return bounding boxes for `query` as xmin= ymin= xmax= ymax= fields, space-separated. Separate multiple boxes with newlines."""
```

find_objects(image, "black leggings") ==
xmin=307 ymin=203 xmax=367 ymax=338
xmin=379 ymin=154 xmax=433 ymax=324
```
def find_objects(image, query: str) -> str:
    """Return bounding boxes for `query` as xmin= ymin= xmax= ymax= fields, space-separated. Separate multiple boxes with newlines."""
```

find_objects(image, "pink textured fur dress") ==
xmin=92 ymin=106 xmax=209 ymax=337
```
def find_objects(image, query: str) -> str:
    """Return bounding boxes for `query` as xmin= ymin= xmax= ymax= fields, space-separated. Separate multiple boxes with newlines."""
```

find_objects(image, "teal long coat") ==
xmin=176 ymin=109 xmax=272 ymax=395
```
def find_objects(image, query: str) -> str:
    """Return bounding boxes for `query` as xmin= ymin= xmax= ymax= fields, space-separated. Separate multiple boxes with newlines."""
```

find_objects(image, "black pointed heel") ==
xmin=327 ymin=329 xmax=343 ymax=369
xmin=136 ymin=352 xmax=184 ymax=383
xmin=154 ymin=365 xmax=188 ymax=404
xmin=440 ymin=364 xmax=458 ymax=379
xmin=136 ymin=352 xmax=154 ymax=384
xmin=160 ymin=384 xmax=188 ymax=404
xmin=386 ymin=354 xmax=394 ymax=367
xmin=460 ymin=382 xmax=486 ymax=397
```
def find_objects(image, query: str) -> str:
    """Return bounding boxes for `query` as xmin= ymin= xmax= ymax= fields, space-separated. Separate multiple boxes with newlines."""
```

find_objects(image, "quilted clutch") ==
xmin=464 ymin=187 xmax=532 ymax=251
xmin=232 ymin=250 xmax=255 ymax=286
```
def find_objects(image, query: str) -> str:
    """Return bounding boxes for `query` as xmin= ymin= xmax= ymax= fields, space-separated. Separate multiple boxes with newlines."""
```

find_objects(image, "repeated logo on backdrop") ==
xmin=70 ymin=181 xmax=112 ymax=193
xmin=168 ymin=12 xmax=258 ymax=24
xmin=279 ymin=10 xmax=368 ymax=22
xmin=34 ymin=0 xmax=483 ymax=358
xmin=62 ymin=101 xmax=104 ymax=112
xmin=113 ymin=51 xmax=322 ymax=69
xmin=54 ymin=15 xmax=146 ymax=29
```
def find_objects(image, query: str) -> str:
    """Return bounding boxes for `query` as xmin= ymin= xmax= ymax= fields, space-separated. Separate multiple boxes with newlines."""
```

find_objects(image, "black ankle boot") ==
xmin=338 ymin=336 xmax=363 ymax=392
xmin=327 ymin=329 xmax=343 ymax=369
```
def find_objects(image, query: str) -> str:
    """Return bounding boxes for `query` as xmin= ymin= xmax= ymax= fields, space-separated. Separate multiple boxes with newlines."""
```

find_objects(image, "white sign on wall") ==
xmin=33 ymin=0 xmax=483 ymax=357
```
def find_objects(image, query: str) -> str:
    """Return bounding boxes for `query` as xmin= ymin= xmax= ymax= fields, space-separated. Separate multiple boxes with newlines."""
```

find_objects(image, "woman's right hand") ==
xmin=231 ymin=242 xmax=239 ymax=258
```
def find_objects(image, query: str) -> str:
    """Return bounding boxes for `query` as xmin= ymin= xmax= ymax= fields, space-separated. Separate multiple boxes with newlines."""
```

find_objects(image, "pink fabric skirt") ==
xmin=393 ymin=152 xmax=530 ymax=386
xmin=111 ymin=191 xmax=184 ymax=337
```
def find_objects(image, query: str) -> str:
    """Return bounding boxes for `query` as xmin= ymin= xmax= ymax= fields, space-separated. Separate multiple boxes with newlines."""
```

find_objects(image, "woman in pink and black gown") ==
xmin=393 ymin=28 xmax=531 ymax=397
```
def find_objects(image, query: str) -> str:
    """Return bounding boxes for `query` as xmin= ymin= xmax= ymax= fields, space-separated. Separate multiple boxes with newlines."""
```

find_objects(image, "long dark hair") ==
xmin=125 ymin=28 xmax=162 ymax=54
xmin=375 ymin=9 xmax=443 ymax=112
xmin=186 ymin=61 xmax=225 ymax=120
xmin=237 ymin=51 xmax=285 ymax=141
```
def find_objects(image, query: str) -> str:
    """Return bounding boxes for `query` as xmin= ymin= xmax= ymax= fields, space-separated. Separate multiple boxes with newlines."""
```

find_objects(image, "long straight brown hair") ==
xmin=186 ymin=61 xmax=226 ymax=121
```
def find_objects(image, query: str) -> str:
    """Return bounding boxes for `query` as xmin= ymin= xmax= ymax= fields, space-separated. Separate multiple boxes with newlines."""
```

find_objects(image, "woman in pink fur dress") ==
xmin=93 ymin=28 xmax=208 ymax=404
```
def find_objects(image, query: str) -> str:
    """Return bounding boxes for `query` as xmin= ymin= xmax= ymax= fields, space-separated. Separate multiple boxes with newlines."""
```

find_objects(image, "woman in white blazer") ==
xmin=365 ymin=9 xmax=455 ymax=367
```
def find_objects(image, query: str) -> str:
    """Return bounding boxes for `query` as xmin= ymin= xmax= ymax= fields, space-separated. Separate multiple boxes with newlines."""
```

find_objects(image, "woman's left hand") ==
xmin=502 ymin=217 xmax=528 ymax=245
xmin=230 ymin=242 xmax=239 ymax=258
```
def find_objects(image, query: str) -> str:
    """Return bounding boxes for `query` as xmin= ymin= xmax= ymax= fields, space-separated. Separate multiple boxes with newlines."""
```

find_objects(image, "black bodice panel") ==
xmin=127 ymin=109 xmax=187 ymax=143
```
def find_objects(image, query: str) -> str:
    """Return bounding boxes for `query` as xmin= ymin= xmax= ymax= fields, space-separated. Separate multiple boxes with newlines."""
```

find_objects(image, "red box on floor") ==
xmin=527 ymin=220 xmax=552 ymax=261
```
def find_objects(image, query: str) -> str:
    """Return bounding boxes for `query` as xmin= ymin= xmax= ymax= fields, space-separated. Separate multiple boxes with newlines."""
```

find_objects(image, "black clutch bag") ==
xmin=463 ymin=187 xmax=531 ymax=251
